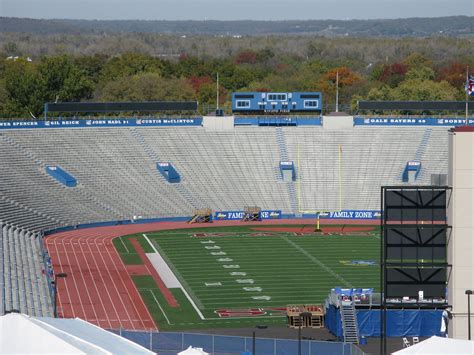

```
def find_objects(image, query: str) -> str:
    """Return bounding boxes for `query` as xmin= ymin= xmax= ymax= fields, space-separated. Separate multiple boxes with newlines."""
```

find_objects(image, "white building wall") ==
xmin=448 ymin=129 xmax=474 ymax=339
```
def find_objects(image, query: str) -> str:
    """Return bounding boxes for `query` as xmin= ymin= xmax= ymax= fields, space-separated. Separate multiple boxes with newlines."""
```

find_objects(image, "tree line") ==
xmin=1 ymin=16 xmax=472 ymax=37
xmin=0 ymin=36 xmax=472 ymax=118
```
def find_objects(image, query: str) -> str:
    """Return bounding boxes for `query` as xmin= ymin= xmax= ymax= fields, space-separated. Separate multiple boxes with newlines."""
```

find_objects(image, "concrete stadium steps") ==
xmin=138 ymin=126 xmax=292 ymax=212
xmin=3 ymin=129 xmax=191 ymax=223
xmin=284 ymin=126 xmax=448 ymax=211
xmin=1 ymin=224 xmax=52 ymax=317
xmin=0 ymin=125 xmax=449 ymax=230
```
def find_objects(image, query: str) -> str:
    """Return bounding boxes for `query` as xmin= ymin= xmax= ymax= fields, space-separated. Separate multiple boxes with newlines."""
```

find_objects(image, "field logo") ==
xmin=215 ymin=308 xmax=266 ymax=318
xmin=214 ymin=307 xmax=287 ymax=318
xmin=340 ymin=260 xmax=377 ymax=266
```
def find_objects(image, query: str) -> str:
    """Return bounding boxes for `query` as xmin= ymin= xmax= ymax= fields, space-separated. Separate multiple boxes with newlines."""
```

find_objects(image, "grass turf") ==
xmin=114 ymin=224 xmax=380 ymax=330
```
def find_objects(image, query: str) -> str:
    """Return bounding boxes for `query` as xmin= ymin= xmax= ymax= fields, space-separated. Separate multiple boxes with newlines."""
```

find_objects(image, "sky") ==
xmin=1 ymin=0 xmax=473 ymax=21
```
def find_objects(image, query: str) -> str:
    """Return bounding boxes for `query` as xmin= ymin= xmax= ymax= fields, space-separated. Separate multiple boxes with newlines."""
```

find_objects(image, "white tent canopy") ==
xmin=178 ymin=346 xmax=210 ymax=355
xmin=0 ymin=313 xmax=155 ymax=354
xmin=394 ymin=336 xmax=474 ymax=355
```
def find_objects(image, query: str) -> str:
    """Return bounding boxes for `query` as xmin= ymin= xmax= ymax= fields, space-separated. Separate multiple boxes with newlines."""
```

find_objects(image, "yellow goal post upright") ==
xmin=296 ymin=142 xmax=344 ymax=232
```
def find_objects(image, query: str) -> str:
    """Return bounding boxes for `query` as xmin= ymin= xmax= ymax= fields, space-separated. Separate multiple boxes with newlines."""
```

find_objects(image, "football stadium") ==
xmin=1 ymin=92 xmax=474 ymax=354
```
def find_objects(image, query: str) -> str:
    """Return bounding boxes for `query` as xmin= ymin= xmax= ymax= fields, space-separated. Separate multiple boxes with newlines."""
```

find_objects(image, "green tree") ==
xmin=402 ymin=53 xmax=433 ymax=71
xmin=404 ymin=66 xmax=435 ymax=81
xmin=74 ymin=55 xmax=108 ymax=83
xmin=100 ymin=73 xmax=195 ymax=102
xmin=37 ymin=55 xmax=94 ymax=103
xmin=101 ymin=53 xmax=164 ymax=81
xmin=4 ymin=59 xmax=43 ymax=116
xmin=3 ymin=42 xmax=20 ymax=57
xmin=391 ymin=79 xmax=458 ymax=101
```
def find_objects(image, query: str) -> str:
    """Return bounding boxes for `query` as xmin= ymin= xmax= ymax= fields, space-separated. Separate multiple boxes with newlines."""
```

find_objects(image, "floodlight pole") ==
xmin=465 ymin=66 xmax=469 ymax=125
xmin=216 ymin=72 xmax=219 ymax=111
xmin=252 ymin=325 xmax=268 ymax=354
xmin=335 ymin=70 xmax=339 ymax=113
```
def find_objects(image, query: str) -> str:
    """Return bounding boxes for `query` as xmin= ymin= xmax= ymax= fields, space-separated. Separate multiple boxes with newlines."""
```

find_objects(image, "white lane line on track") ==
xmin=86 ymin=236 xmax=123 ymax=329
xmin=103 ymin=235 xmax=147 ymax=329
xmin=79 ymin=236 xmax=113 ymax=329
xmin=143 ymin=233 xmax=205 ymax=320
xmin=50 ymin=236 xmax=74 ymax=317
xmin=60 ymin=238 xmax=87 ymax=318
xmin=92 ymin=235 xmax=135 ymax=329
xmin=70 ymin=236 xmax=99 ymax=325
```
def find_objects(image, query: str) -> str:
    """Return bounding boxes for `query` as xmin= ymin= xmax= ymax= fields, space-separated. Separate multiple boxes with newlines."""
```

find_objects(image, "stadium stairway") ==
xmin=340 ymin=300 xmax=360 ymax=344
xmin=275 ymin=127 xmax=289 ymax=161
xmin=130 ymin=127 xmax=200 ymax=209
xmin=0 ymin=133 xmax=123 ymax=229
xmin=130 ymin=128 xmax=159 ymax=161
xmin=414 ymin=128 xmax=433 ymax=180
xmin=276 ymin=128 xmax=298 ymax=214
xmin=415 ymin=128 xmax=433 ymax=161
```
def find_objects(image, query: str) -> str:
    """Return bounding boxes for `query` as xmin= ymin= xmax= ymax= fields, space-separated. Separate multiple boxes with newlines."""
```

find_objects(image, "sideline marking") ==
xmin=143 ymin=234 xmax=160 ymax=253
xmin=147 ymin=289 xmax=172 ymax=325
xmin=143 ymin=234 xmax=205 ymax=320
xmin=118 ymin=236 xmax=130 ymax=253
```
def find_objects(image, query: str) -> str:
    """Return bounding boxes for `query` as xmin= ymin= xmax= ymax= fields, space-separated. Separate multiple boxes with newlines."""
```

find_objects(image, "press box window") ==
xmin=236 ymin=100 xmax=251 ymax=108
xmin=304 ymin=100 xmax=319 ymax=108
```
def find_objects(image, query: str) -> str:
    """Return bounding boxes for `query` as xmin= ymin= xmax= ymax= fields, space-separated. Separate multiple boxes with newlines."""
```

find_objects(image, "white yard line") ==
xmin=281 ymin=236 xmax=353 ymax=288
xmin=143 ymin=234 xmax=205 ymax=320
xmin=147 ymin=289 xmax=172 ymax=325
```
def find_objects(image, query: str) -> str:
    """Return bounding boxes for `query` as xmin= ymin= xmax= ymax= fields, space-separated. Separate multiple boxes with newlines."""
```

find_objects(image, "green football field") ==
xmin=114 ymin=224 xmax=380 ymax=330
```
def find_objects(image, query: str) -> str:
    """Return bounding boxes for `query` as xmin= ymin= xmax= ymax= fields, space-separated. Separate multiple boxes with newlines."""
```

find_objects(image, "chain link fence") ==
xmin=109 ymin=329 xmax=365 ymax=355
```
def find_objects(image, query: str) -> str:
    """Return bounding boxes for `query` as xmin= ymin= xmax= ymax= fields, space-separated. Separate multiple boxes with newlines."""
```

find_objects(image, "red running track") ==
xmin=45 ymin=219 xmax=376 ymax=330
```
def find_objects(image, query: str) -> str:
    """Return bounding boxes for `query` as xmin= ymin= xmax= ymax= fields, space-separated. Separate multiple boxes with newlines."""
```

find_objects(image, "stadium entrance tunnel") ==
xmin=46 ymin=165 xmax=77 ymax=187
xmin=402 ymin=160 xmax=421 ymax=183
xmin=280 ymin=161 xmax=296 ymax=182
xmin=156 ymin=162 xmax=180 ymax=183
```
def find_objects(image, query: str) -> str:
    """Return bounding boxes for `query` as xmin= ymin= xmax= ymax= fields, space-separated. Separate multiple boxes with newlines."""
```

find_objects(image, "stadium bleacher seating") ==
xmin=1 ymin=224 xmax=53 ymax=317
xmin=0 ymin=124 xmax=449 ymax=317
xmin=0 ymin=125 xmax=449 ymax=230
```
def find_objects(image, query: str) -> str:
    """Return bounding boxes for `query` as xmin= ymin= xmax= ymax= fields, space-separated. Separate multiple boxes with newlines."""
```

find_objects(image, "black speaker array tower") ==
xmin=380 ymin=186 xmax=452 ymax=354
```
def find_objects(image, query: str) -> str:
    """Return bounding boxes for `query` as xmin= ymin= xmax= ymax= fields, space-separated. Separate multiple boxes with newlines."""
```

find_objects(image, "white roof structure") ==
xmin=0 ymin=313 xmax=155 ymax=354
xmin=394 ymin=336 xmax=474 ymax=355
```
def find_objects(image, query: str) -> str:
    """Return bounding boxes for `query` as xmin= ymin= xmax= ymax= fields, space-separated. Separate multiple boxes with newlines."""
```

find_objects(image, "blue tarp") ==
xmin=326 ymin=305 xmax=443 ymax=338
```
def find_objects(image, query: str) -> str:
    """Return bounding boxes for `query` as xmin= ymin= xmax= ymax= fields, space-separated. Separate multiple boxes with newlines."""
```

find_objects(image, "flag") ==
xmin=466 ymin=73 xmax=474 ymax=97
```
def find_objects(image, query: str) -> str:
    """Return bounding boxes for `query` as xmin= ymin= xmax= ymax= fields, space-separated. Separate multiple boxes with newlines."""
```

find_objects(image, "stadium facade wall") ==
xmin=43 ymin=211 xmax=382 ymax=235
xmin=2 ymin=116 xmax=474 ymax=130
xmin=0 ymin=118 xmax=202 ymax=129
xmin=448 ymin=128 xmax=474 ymax=340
